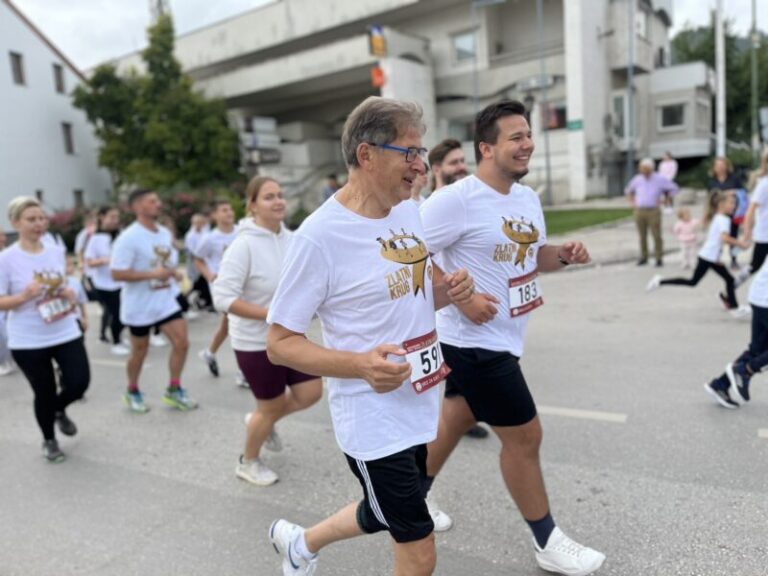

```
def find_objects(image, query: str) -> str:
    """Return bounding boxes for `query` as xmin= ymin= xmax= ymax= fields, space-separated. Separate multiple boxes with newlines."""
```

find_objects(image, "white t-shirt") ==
xmin=84 ymin=232 xmax=121 ymax=291
xmin=74 ymin=227 xmax=93 ymax=276
xmin=110 ymin=222 xmax=181 ymax=327
xmin=698 ymin=214 xmax=731 ymax=263
xmin=420 ymin=176 xmax=547 ymax=357
xmin=194 ymin=226 xmax=238 ymax=276
xmin=0 ymin=243 xmax=81 ymax=349
xmin=267 ymin=198 xmax=443 ymax=461
xmin=750 ymin=176 xmax=768 ymax=243
xmin=748 ymin=256 xmax=768 ymax=307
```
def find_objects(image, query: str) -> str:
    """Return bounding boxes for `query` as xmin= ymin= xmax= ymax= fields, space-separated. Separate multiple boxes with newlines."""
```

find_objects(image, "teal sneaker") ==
xmin=123 ymin=391 xmax=150 ymax=414
xmin=162 ymin=387 xmax=198 ymax=411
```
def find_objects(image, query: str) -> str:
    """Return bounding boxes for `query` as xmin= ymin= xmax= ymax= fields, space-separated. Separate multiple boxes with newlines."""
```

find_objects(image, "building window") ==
xmin=636 ymin=9 xmax=648 ymax=38
xmin=541 ymin=102 xmax=567 ymax=131
xmin=73 ymin=189 xmax=84 ymax=208
xmin=659 ymin=104 xmax=685 ymax=130
xmin=62 ymin=122 xmax=75 ymax=154
xmin=9 ymin=51 xmax=25 ymax=85
xmin=612 ymin=94 xmax=626 ymax=140
xmin=452 ymin=30 xmax=477 ymax=63
xmin=53 ymin=63 xmax=65 ymax=93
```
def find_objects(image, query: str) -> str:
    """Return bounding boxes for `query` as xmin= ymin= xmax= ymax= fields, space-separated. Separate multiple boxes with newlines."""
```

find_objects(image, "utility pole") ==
xmin=751 ymin=0 xmax=760 ymax=165
xmin=536 ymin=0 xmax=553 ymax=206
xmin=626 ymin=0 xmax=636 ymax=182
xmin=715 ymin=0 xmax=726 ymax=157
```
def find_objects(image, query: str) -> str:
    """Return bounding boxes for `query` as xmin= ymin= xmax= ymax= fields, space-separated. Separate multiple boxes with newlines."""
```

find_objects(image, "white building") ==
xmin=109 ymin=0 xmax=712 ymax=206
xmin=1 ymin=0 xmax=112 ymax=229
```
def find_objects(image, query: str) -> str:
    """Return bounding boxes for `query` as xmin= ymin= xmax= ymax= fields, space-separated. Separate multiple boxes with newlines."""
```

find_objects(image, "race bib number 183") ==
xmin=508 ymin=270 xmax=544 ymax=317
xmin=402 ymin=329 xmax=450 ymax=394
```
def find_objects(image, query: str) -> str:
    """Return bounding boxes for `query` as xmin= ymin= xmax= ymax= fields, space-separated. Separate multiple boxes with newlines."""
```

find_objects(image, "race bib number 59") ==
xmin=402 ymin=329 xmax=450 ymax=394
xmin=508 ymin=270 xmax=543 ymax=317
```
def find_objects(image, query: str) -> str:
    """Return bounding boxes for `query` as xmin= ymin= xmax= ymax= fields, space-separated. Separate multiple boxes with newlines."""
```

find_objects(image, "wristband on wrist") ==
xmin=557 ymin=252 xmax=570 ymax=266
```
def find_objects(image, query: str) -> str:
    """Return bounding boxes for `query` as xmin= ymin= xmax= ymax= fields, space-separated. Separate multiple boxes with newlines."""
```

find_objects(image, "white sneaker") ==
xmin=150 ymin=334 xmax=168 ymax=347
xmin=243 ymin=412 xmax=283 ymax=452
xmin=426 ymin=491 xmax=453 ymax=532
xmin=235 ymin=370 xmax=249 ymax=388
xmin=236 ymin=456 xmax=278 ymax=486
xmin=185 ymin=310 xmax=200 ymax=320
xmin=645 ymin=274 xmax=662 ymax=292
xmin=0 ymin=361 xmax=17 ymax=376
xmin=110 ymin=343 xmax=130 ymax=356
xmin=269 ymin=519 xmax=318 ymax=576
xmin=534 ymin=527 xmax=605 ymax=576
xmin=730 ymin=305 xmax=751 ymax=319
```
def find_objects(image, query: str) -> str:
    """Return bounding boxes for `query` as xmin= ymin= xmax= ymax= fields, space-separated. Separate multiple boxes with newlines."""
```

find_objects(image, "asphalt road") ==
xmin=1 ymin=255 xmax=766 ymax=576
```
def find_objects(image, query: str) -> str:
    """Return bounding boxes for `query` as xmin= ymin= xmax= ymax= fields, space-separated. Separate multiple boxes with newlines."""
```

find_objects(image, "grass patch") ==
xmin=544 ymin=208 xmax=633 ymax=236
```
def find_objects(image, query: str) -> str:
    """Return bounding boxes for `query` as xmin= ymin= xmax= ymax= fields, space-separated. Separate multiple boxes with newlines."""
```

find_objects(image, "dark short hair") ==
xmin=212 ymin=198 xmax=232 ymax=210
xmin=473 ymin=100 xmax=527 ymax=163
xmin=128 ymin=188 xmax=154 ymax=206
xmin=428 ymin=139 xmax=463 ymax=167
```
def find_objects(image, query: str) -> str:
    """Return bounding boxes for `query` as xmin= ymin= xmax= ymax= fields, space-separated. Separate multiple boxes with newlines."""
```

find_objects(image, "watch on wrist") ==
xmin=558 ymin=255 xmax=570 ymax=266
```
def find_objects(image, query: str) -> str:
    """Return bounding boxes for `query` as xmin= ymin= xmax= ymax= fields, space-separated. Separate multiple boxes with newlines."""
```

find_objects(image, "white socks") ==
xmin=294 ymin=529 xmax=317 ymax=561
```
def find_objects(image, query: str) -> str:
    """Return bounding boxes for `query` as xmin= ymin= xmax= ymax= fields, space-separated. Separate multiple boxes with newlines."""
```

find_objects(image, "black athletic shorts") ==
xmin=441 ymin=343 xmax=537 ymax=427
xmin=127 ymin=310 xmax=184 ymax=337
xmin=344 ymin=444 xmax=433 ymax=543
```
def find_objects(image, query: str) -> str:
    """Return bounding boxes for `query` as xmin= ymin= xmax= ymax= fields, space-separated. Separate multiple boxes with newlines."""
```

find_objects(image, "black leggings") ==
xmin=750 ymin=243 xmax=768 ymax=274
xmin=96 ymin=288 xmax=123 ymax=344
xmin=660 ymin=257 xmax=737 ymax=308
xmin=12 ymin=338 xmax=90 ymax=441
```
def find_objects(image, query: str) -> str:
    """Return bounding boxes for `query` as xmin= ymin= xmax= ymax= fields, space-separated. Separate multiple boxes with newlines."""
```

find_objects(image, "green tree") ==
xmin=672 ymin=19 xmax=768 ymax=146
xmin=74 ymin=15 xmax=239 ymax=189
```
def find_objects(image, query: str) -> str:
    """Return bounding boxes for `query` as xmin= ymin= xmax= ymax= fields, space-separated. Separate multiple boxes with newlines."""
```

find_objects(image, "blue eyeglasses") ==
xmin=368 ymin=142 xmax=428 ymax=164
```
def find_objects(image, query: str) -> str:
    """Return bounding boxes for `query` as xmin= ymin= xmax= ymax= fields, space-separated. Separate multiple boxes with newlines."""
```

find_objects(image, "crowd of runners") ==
xmin=3 ymin=96 xmax=768 ymax=576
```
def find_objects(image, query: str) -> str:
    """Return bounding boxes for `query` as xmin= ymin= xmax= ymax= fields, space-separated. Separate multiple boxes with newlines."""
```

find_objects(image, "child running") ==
xmin=672 ymin=207 xmax=699 ymax=270
xmin=646 ymin=190 xmax=750 ymax=317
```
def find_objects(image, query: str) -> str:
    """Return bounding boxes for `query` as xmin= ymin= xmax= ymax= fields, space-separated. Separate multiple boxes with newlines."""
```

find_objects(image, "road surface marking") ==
xmin=538 ymin=405 xmax=627 ymax=424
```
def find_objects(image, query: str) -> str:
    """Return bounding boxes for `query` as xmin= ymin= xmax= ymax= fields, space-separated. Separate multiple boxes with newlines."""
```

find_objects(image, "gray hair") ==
xmin=639 ymin=157 xmax=655 ymax=169
xmin=341 ymin=97 xmax=425 ymax=168
xmin=7 ymin=196 xmax=41 ymax=222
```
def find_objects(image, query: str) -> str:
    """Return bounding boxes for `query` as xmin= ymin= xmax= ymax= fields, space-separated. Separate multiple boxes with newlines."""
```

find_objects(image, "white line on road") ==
xmin=538 ymin=405 xmax=628 ymax=424
xmin=758 ymin=429 xmax=768 ymax=439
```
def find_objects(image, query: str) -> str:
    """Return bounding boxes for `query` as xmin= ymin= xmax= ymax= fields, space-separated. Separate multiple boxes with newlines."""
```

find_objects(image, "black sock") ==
xmin=421 ymin=475 xmax=435 ymax=499
xmin=527 ymin=512 xmax=556 ymax=549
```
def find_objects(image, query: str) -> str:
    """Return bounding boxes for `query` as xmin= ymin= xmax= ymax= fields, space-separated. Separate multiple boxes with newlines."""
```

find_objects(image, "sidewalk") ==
xmin=548 ymin=190 xmax=708 ymax=267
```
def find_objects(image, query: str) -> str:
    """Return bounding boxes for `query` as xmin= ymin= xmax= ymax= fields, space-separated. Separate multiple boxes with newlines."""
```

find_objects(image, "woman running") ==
xmin=212 ymin=177 xmax=322 ymax=486
xmin=0 ymin=197 xmax=90 ymax=462
xmin=646 ymin=190 xmax=750 ymax=317
xmin=84 ymin=206 xmax=127 ymax=355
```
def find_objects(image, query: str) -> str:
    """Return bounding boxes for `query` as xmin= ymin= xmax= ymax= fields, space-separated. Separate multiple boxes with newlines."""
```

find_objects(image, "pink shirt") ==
xmin=658 ymin=159 xmax=678 ymax=182
xmin=673 ymin=219 xmax=698 ymax=244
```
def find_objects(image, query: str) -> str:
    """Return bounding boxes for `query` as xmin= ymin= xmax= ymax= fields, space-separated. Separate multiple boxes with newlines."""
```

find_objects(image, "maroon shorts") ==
xmin=234 ymin=349 xmax=316 ymax=400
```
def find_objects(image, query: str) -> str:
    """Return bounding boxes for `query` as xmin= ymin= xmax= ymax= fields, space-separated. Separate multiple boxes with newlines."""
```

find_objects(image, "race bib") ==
xmin=508 ymin=270 xmax=543 ymax=317
xmin=403 ymin=329 xmax=450 ymax=394
xmin=37 ymin=296 xmax=75 ymax=323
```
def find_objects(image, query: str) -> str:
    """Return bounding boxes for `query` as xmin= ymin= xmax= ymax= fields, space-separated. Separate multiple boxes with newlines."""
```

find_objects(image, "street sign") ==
xmin=567 ymin=119 xmax=583 ymax=131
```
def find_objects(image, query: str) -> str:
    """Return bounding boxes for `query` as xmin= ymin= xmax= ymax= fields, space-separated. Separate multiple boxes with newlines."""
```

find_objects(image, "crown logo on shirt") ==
xmin=33 ymin=270 xmax=64 ymax=298
xmin=377 ymin=229 xmax=431 ymax=298
xmin=501 ymin=217 xmax=539 ymax=269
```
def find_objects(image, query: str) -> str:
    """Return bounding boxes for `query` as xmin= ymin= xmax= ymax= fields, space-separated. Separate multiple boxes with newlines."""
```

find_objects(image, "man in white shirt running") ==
xmin=419 ymin=101 xmax=605 ymax=576
xmin=195 ymin=200 xmax=238 ymax=377
xmin=265 ymin=96 xmax=475 ymax=576
xmin=111 ymin=189 xmax=197 ymax=413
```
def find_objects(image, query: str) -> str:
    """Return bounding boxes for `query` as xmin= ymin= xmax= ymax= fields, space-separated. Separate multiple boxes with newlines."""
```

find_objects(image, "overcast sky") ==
xmin=10 ymin=0 xmax=768 ymax=71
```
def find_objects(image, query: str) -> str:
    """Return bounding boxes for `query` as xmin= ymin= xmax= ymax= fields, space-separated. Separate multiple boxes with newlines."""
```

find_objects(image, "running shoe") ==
xmin=726 ymin=362 xmax=751 ymax=402
xmin=426 ymin=491 xmax=453 ymax=532
xmin=42 ymin=439 xmax=66 ymax=463
xmin=0 ymin=360 xmax=17 ymax=376
xmin=185 ymin=310 xmax=200 ymax=320
xmin=729 ymin=306 xmax=751 ymax=319
xmin=269 ymin=519 xmax=318 ymax=576
xmin=162 ymin=387 xmax=198 ymax=411
xmin=55 ymin=411 xmax=77 ymax=437
xmin=534 ymin=527 xmax=605 ymax=576
xmin=123 ymin=391 xmax=150 ymax=413
xmin=198 ymin=349 xmax=219 ymax=377
xmin=150 ymin=334 xmax=168 ymax=347
xmin=464 ymin=424 xmax=489 ymax=439
xmin=110 ymin=343 xmax=130 ymax=356
xmin=645 ymin=274 xmax=662 ymax=292
xmin=235 ymin=370 xmax=249 ymax=388
xmin=703 ymin=381 xmax=738 ymax=409
xmin=717 ymin=292 xmax=732 ymax=310
xmin=236 ymin=456 xmax=279 ymax=486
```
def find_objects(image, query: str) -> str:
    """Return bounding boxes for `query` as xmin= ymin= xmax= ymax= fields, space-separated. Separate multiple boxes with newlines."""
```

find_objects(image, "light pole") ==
xmin=626 ymin=0 xmax=636 ymax=184
xmin=536 ymin=0 xmax=553 ymax=206
xmin=715 ymin=0 xmax=726 ymax=157
xmin=751 ymin=0 xmax=759 ymax=165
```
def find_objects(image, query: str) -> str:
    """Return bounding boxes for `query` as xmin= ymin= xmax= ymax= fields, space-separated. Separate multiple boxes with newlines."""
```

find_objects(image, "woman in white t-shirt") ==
xmin=0 ymin=197 xmax=90 ymax=463
xmin=212 ymin=177 xmax=322 ymax=486
xmin=742 ymin=149 xmax=768 ymax=275
xmin=646 ymin=190 xmax=750 ymax=315
xmin=84 ymin=206 xmax=127 ymax=354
